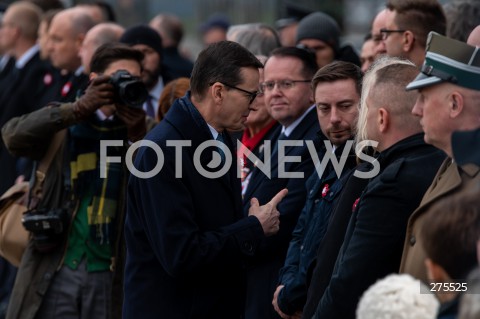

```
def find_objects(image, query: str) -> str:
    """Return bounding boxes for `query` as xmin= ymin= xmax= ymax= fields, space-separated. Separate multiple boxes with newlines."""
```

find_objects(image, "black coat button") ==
xmin=243 ymin=241 xmax=253 ymax=252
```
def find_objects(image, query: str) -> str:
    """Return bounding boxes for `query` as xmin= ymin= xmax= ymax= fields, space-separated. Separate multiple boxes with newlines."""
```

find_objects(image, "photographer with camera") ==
xmin=1 ymin=42 xmax=150 ymax=319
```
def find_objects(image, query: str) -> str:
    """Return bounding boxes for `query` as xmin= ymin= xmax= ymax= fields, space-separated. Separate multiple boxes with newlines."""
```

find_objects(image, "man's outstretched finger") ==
xmin=268 ymin=188 xmax=288 ymax=208
xmin=250 ymin=197 xmax=260 ymax=209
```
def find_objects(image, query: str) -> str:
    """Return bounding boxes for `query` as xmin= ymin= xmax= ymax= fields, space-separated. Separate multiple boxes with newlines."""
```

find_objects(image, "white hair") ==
xmin=356 ymin=274 xmax=439 ymax=319
xmin=355 ymin=56 xmax=415 ymax=144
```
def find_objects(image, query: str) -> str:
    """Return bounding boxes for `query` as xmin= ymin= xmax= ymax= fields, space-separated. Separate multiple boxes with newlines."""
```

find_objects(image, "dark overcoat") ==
xmin=242 ymin=107 xmax=323 ymax=319
xmin=124 ymin=94 xmax=265 ymax=319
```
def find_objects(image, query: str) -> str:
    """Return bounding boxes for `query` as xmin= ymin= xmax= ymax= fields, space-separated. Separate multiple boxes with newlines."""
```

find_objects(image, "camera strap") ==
xmin=28 ymin=129 xmax=67 ymax=209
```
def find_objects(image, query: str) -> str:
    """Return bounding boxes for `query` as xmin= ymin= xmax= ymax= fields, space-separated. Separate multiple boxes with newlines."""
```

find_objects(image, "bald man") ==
xmin=149 ymin=13 xmax=193 ymax=79
xmin=47 ymin=7 xmax=94 ymax=101
xmin=79 ymin=22 xmax=124 ymax=73
xmin=0 ymin=1 xmax=56 ymax=193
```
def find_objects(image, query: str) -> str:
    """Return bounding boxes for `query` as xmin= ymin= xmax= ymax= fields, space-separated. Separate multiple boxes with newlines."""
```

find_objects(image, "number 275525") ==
xmin=430 ymin=282 xmax=467 ymax=292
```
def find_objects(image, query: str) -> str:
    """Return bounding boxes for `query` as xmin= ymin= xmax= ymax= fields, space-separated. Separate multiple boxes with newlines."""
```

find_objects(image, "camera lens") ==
xmin=119 ymin=81 xmax=149 ymax=108
xmin=110 ymin=70 xmax=149 ymax=108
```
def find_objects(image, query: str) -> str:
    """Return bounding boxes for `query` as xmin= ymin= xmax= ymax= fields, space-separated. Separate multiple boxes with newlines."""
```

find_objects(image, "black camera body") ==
xmin=109 ymin=70 xmax=149 ymax=108
xmin=22 ymin=208 xmax=69 ymax=253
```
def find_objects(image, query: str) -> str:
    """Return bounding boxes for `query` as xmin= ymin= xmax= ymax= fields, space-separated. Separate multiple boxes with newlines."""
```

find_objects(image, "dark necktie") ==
xmin=272 ymin=132 xmax=288 ymax=156
xmin=145 ymin=95 xmax=155 ymax=118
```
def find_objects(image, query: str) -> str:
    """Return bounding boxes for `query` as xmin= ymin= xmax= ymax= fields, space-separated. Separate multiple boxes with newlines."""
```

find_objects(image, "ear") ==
xmin=12 ymin=26 xmax=21 ymax=39
xmin=425 ymin=258 xmax=450 ymax=282
xmin=378 ymin=107 xmax=389 ymax=133
xmin=89 ymin=72 xmax=98 ymax=81
xmin=309 ymin=90 xmax=314 ymax=105
xmin=76 ymin=33 xmax=86 ymax=51
xmin=402 ymin=30 xmax=415 ymax=52
xmin=449 ymin=91 xmax=464 ymax=118
xmin=210 ymin=82 xmax=224 ymax=106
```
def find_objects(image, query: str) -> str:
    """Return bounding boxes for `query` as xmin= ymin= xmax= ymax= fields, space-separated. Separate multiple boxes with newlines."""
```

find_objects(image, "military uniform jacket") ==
xmin=399 ymin=158 xmax=480 ymax=282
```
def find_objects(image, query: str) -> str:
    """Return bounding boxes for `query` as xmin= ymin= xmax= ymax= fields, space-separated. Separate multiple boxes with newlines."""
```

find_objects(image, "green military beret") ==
xmin=406 ymin=32 xmax=480 ymax=91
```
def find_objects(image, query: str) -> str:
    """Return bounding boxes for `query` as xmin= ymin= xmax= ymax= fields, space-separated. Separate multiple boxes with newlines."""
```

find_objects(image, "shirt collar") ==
xmin=95 ymin=109 xmax=114 ymax=121
xmin=15 ymin=45 xmax=39 ymax=69
xmin=74 ymin=66 xmax=84 ymax=76
xmin=0 ymin=55 xmax=11 ymax=71
xmin=207 ymin=123 xmax=219 ymax=140
xmin=149 ymin=76 xmax=165 ymax=103
xmin=282 ymin=104 xmax=315 ymax=137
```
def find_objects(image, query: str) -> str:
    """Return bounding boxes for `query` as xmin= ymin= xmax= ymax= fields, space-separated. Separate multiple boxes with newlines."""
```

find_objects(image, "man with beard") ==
xmin=272 ymin=61 xmax=361 ymax=319
xmin=120 ymin=25 xmax=171 ymax=118
xmin=309 ymin=57 xmax=445 ymax=319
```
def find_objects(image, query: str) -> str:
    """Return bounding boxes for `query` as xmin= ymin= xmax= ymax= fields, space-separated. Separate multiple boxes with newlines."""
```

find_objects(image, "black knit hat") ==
xmin=120 ymin=25 xmax=163 ymax=58
xmin=296 ymin=12 xmax=340 ymax=54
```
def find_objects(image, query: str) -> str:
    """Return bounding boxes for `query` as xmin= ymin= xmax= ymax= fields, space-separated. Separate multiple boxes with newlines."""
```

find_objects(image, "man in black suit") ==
xmin=0 ymin=6 xmax=94 ymax=193
xmin=242 ymin=47 xmax=322 ymax=319
xmin=124 ymin=41 xmax=288 ymax=319
xmin=46 ymin=7 xmax=94 ymax=103
xmin=309 ymin=57 xmax=445 ymax=319
xmin=0 ymin=3 xmax=14 ymax=85
xmin=0 ymin=2 xmax=54 ymax=193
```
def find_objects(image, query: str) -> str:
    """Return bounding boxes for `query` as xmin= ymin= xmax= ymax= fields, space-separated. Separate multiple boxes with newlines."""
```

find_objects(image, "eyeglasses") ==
xmin=371 ymin=33 xmax=383 ymax=44
xmin=380 ymin=28 xmax=406 ymax=40
xmin=260 ymin=80 xmax=311 ymax=92
xmin=213 ymin=82 xmax=259 ymax=105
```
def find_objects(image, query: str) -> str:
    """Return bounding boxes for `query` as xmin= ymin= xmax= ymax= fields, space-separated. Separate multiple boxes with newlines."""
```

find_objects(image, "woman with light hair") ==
xmin=227 ymin=23 xmax=281 ymax=57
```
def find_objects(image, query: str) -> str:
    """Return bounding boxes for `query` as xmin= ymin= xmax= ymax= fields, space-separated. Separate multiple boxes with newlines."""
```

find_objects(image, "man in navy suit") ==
xmin=124 ymin=41 xmax=288 ymax=319
xmin=242 ymin=47 xmax=323 ymax=319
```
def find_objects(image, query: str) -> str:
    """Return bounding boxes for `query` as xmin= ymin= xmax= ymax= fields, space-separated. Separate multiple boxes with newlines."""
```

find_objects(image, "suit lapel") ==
xmin=243 ymin=125 xmax=282 ymax=200
xmin=242 ymin=108 xmax=318 ymax=202
xmin=166 ymin=99 xmax=241 ymax=207
xmin=270 ymin=108 xmax=318 ymax=172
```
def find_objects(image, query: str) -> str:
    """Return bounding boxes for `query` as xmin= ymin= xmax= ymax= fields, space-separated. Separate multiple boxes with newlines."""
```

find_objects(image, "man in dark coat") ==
xmin=241 ymin=47 xmax=322 ymax=319
xmin=309 ymin=57 xmax=445 ymax=319
xmin=123 ymin=41 xmax=287 ymax=319
xmin=0 ymin=2 xmax=56 ymax=193
xmin=1 ymin=6 xmax=94 ymax=196
xmin=273 ymin=61 xmax=362 ymax=318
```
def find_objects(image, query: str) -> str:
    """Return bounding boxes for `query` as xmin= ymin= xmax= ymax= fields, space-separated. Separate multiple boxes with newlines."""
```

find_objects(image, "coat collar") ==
xmin=375 ymin=133 xmax=435 ymax=168
xmin=163 ymin=92 xmax=240 ymax=194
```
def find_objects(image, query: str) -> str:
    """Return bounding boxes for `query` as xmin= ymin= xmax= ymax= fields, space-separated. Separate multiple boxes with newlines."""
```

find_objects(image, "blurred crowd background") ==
xmin=0 ymin=0 xmax=450 ymax=60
